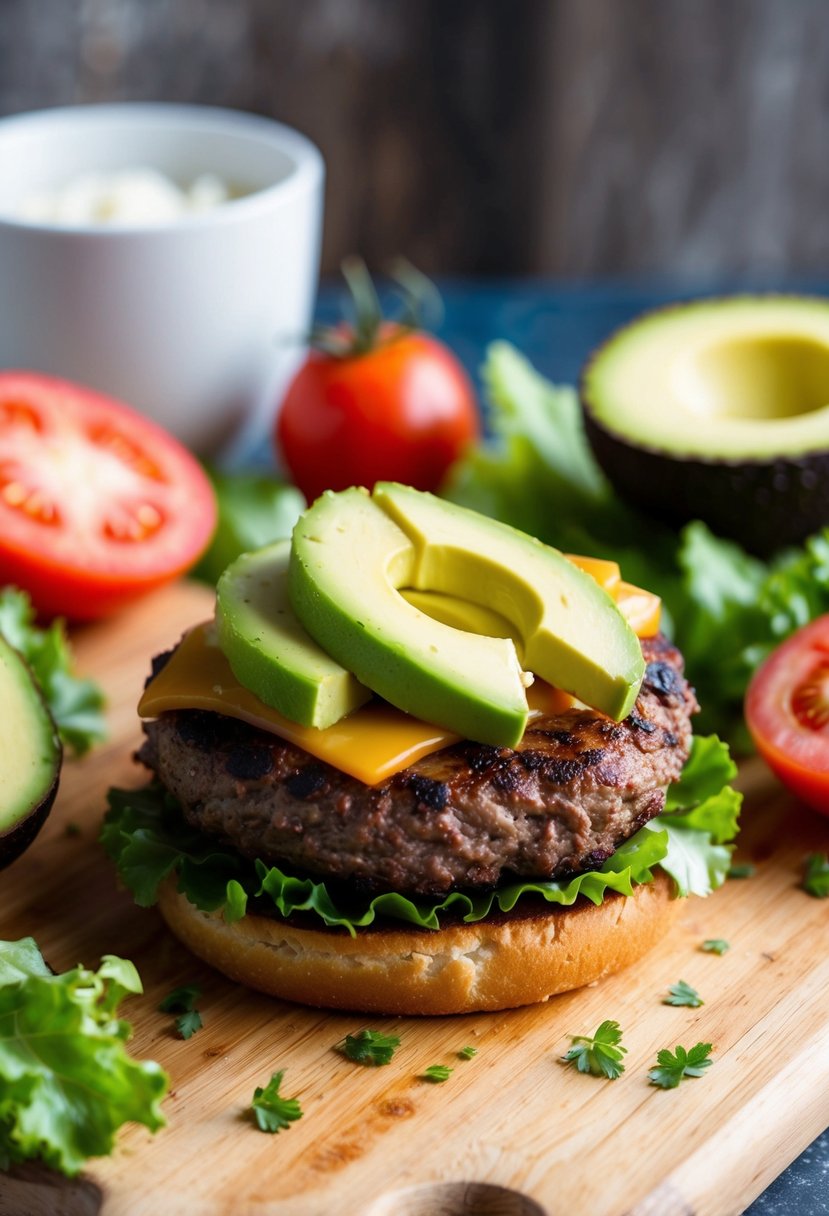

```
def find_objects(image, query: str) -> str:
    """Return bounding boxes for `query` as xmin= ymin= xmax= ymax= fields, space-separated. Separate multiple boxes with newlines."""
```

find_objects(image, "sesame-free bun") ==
xmin=157 ymin=872 xmax=678 ymax=1015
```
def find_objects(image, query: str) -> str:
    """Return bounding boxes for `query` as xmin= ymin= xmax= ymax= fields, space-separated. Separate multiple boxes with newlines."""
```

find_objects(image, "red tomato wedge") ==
xmin=745 ymin=615 xmax=829 ymax=816
xmin=0 ymin=372 xmax=217 ymax=620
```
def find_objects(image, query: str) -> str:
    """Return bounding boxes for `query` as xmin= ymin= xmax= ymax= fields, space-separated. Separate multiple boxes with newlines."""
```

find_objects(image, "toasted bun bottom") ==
xmin=157 ymin=871 xmax=679 ymax=1015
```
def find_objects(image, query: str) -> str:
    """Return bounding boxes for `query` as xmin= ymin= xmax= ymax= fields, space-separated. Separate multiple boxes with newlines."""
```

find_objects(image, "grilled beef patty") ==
xmin=138 ymin=633 xmax=697 ymax=897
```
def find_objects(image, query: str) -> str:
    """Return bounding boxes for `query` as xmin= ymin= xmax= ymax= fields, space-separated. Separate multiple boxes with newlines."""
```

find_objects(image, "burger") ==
xmin=102 ymin=484 xmax=739 ymax=1015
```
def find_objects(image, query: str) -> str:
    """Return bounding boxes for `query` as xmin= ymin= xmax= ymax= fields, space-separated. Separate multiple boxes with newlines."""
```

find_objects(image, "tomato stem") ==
xmin=309 ymin=257 xmax=443 ymax=360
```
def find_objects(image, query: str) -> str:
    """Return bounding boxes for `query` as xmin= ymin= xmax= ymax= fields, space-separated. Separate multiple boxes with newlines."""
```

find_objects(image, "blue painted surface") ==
xmin=313 ymin=279 xmax=829 ymax=1215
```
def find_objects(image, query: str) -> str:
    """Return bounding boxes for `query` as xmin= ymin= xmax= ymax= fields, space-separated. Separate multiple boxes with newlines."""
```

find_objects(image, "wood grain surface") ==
xmin=2 ymin=579 xmax=829 ymax=1216
xmin=4 ymin=0 xmax=829 ymax=277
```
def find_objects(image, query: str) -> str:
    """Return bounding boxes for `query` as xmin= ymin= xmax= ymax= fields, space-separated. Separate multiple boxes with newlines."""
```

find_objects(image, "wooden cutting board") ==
xmin=2 ymin=580 xmax=829 ymax=1216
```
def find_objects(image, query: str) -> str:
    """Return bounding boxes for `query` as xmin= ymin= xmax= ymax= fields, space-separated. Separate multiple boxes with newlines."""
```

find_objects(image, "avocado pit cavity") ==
xmin=581 ymin=295 xmax=829 ymax=555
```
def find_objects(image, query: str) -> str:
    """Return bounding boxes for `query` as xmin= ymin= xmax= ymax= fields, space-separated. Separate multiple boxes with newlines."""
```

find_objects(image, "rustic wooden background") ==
xmin=2 ymin=0 xmax=828 ymax=277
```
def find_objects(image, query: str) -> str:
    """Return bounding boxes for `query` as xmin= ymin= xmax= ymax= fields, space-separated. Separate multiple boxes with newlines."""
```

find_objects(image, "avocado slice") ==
xmin=0 ymin=634 xmax=61 ymax=869
xmin=401 ymin=589 xmax=522 ymax=651
xmin=581 ymin=296 xmax=829 ymax=556
xmin=289 ymin=485 xmax=643 ymax=747
xmin=216 ymin=539 xmax=372 ymax=728
xmin=375 ymin=482 xmax=643 ymax=721
xmin=290 ymin=488 xmax=531 ymax=746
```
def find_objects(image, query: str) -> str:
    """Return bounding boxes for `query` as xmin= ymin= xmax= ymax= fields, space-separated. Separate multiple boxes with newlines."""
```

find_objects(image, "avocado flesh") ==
xmin=375 ymin=483 xmax=643 ymax=723
xmin=290 ymin=488 xmax=531 ymax=747
xmin=290 ymin=486 xmax=643 ymax=747
xmin=582 ymin=296 xmax=829 ymax=555
xmin=216 ymin=540 xmax=372 ymax=729
xmin=0 ymin=635 xmax=61 ymax=869
xmin=401 ymin=589 xmax=522 ymax=652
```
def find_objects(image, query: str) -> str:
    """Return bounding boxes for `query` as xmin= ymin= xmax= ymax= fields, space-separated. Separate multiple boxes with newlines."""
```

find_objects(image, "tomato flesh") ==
xmin=276 ymin=330 xmax=480 ymax=503
xmin=745 ymin=615 xmax=829 ymax=816
xmin=0 ymin=373 xmax=217 ymax=620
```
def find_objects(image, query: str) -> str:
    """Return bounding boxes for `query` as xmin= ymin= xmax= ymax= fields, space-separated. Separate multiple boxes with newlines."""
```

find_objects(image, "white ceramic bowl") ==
xmin=0 ymin=103 xmax=324 ymax=456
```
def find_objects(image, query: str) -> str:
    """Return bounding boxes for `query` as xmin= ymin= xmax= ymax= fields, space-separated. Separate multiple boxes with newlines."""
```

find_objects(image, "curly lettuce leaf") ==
xmin=444 ymin=342 xmax=829 ymax=744
xmin=102 ymin=737 xmax=739 ymax=936
xmin=99 ymin=785 xmax=247 ymax=909
xmin=0 ymin=939 xmax=168 ymax=1176
xmin=0 ymin=587 xmax=106 ymax=755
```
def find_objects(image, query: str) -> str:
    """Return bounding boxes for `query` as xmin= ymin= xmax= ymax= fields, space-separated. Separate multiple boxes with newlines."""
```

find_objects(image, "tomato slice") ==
xmin=0 ymin=372 xmax=216 ymax=620
xmin=745 ymin=615 xmax=829 ymax=816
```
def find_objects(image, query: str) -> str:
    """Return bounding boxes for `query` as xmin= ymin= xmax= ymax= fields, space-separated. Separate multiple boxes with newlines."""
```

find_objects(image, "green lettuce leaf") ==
xmin=0 ymin=939 xmax=168 ymax=1176
xmin=444 ymin=342 xmax=829 ymax=744
xmin=0 ymin=587 xmax=106 ymax=755
xmin=194 ymin=470 xmax=305 ymax=585
xmin=102 ymin=736 xmax=739 ymax=937
xmin=0 ymin=938 xmax=52 ymax=986
xmin=99 ymin=786 xmax=247 ymax=909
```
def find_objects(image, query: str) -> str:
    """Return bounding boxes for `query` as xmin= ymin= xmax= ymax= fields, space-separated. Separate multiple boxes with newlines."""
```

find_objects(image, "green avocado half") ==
xmin=581 ymin=296 xmax=829 ymax=556
xmin=0 ymin=634 xmax=62 ymax=869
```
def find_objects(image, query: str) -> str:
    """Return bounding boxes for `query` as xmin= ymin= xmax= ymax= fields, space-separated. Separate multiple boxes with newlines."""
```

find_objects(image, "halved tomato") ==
xmin=745 ymin=615 xmax=829 ymax=816
xmin=0 ymin=372 xmax=217 ymax=620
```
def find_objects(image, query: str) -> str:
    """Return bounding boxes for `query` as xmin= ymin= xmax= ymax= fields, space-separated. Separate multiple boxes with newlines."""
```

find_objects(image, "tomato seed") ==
xmin=791 ymin=661 xmax=829 ymax=731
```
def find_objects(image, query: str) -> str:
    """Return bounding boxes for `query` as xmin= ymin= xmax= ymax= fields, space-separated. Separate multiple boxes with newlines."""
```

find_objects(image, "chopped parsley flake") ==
xmin=663 ymin=980 xmax=704 ymax=1008
xmin=701 ymin=939 xmax=730 ymax=955
xmin=337 ymin=1028 xmax=400 ymax=1066
xmin=649 ymin=1043 xmax=713 ymax=1089
xmin=421 ymin=1065 xmax=453 ymax=1083
xmin=251 ymin=1071 xmax=303 ymax=1133
xmin=802 ymin=853 xmax=829 ymax=899
xmin=561 ymin=1020 xmax=626 ymax=1080
xmin=158 ymin=985 xmax=201 ymax=1014
xmin=727 ymin=862 xmax=755 ymax=879
xmin=458 ymin=1046 xmax=478 ymax=1060
xmin=175 ymin=1010 xmax=203 ymax=1040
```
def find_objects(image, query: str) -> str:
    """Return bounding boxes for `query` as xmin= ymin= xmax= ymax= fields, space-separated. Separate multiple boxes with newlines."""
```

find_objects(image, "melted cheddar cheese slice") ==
xmin=139 ymin=624 xmax=575 ymax=786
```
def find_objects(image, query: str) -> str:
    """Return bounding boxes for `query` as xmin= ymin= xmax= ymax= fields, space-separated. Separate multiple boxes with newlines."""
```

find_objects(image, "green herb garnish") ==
xmin=802 ymin=853 xmax=829 ymax=898
xmin=0 ymin=938 xmax=168 ymax=1175
xmin=174 ymin=1010 xmax=203 ymax=1040
xmin=159 ymin=984 xmax=202 ymax=1013
xmin=159 ymin=985 xmax=202 ymax=1038
xmin=458 ymin=1046 xmax=478 ymax=1060
xmin=663 ymin=980 xmax=704 ymax=1008
xmin=251 ymin=1071 xmax=303 ymax=1134
xmin=337 ymin=1028 xmax=400 ymax=1066
xmin=648 ymin=1043 xmax=714 ymax=1089
xmin=421 ymin=1065 xmax=453 ymax=1083
xmin=727 ymin=862 xmax=756 ymax=879
xmin=701 ymin=939 xmax=730 ymax=955
xmin=562 ymin=1020 xmax=627 ymax=1080
xmin=0 ymin=587 xmax=106 ymax=754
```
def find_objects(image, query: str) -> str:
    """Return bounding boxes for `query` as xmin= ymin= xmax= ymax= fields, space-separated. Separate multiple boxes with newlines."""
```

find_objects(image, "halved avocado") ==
xmin=581 ymin=296 xmax=829 ymax=556
xmin=0 ymin=634 xmax=61 ymax=869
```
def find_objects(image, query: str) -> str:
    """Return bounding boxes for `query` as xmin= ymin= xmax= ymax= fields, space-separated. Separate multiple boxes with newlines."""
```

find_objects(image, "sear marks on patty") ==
xmin=138 ymin=633 xmax=698 ymax=897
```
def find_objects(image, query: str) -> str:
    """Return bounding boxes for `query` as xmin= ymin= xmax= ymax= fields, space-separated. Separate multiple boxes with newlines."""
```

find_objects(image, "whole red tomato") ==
xmin=276 ymin=265 xmax=480 ymax=503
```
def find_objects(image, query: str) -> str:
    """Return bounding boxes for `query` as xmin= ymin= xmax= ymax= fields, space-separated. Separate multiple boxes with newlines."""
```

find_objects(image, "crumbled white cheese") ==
xmin=14 ymin=168 xmax=231 ymax=226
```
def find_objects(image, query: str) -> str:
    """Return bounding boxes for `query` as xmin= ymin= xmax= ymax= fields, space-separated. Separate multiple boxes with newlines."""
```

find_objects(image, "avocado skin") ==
xmin=583 ymin=409 xmax=829 ymax=558
xmin=0 ymin=638 xmax=62 ymax=870
xmin=0 ymin=769 xmax=60 ymax=870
